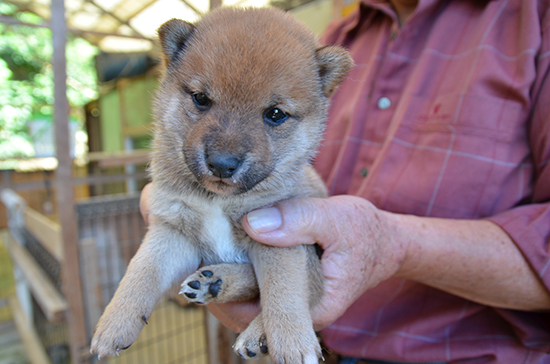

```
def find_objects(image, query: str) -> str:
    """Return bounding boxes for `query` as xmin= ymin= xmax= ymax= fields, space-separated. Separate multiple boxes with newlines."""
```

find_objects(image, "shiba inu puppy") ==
xmin=91 ymin=7 xmax=352 ymax=364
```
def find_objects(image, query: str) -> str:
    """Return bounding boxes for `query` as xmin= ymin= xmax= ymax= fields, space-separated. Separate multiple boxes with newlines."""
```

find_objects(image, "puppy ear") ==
xmin=315 ymin=46 xmax=354 ymax=97
xmin=158 ymin=18 xmax=196 ymax=66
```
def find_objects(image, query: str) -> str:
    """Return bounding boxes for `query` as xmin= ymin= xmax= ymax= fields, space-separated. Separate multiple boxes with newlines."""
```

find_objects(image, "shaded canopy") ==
xmin=1 ymin=0 xmax=301 ymax=53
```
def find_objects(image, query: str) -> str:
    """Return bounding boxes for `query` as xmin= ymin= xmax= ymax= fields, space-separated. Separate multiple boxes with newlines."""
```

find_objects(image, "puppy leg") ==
xmin=181 ymin=263 xmax=259 ymax=304
xmin=238 ymin=244 xmax=322 ymax=364
xmin=91 ymin=225 xmax=200 ymax=358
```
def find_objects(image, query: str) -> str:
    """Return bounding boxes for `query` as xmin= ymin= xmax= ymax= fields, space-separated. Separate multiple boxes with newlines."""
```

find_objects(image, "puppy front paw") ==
xmin=90 ymin=311 xmax=148 ymax=358
xmin=180 ymin=268 xmax=223 ymax=304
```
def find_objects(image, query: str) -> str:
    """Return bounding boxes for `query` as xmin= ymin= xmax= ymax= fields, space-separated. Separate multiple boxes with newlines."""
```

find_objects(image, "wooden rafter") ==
xmin=0 ymin=14 xmax=153 ymax=40
xmin=85 ymin=0 xmax=147 ymax=38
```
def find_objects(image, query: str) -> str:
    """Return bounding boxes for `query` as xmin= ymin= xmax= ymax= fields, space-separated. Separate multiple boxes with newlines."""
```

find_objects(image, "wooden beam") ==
xmin=86 ymin=149 xmax=150 ymax=168
xmin=74 ymin=171 xmax=149 ymax=185
xmin=51 ymin=0 xmax=89 ymax=362
xmin=86 ymin=0 xmax=147 ymax=39
xmin=121 ymin=125 xmax=153 ymax=138
xmin=0 ymin=14 xmax=152 ymax=41
xmin=3 ymin=232 xmax=67 ymax=323
xmin=23 ymin=208 xmax=64 ymax=263
xmin=2 ymin=171 xmax=148 ymax=192
xmin=9 ymin=297 xmax=54 ymax=364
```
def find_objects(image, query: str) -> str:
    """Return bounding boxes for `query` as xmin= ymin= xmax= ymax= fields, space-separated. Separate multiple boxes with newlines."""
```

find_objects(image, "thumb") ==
xmin=243 ymin=198 xmax=332 ymax=247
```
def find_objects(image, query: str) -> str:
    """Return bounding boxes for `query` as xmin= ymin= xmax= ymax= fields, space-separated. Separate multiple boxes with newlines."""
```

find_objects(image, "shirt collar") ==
xmin=340 ymin=0 xmax=450 ymax=37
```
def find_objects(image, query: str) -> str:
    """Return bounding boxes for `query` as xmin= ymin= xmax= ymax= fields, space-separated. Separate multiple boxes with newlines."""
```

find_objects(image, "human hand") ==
xmin=241 ymin=196 xmax=406 ymax=329
xmin=206 ymin=196 xmax=404 ymax=332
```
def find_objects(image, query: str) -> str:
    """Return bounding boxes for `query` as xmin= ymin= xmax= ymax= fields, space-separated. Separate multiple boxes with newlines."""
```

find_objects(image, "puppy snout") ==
xmin=207 ymin=153 xmax=242 ymax=179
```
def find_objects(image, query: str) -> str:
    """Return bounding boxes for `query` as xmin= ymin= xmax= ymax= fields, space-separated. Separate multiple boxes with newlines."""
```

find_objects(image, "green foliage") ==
xmin=0 ymin=2 xmax=99 ymax=160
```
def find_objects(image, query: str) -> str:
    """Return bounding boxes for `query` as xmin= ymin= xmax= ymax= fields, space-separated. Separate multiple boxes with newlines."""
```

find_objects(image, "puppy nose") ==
xmin=207 ymin=153 xmax=242 ymax=178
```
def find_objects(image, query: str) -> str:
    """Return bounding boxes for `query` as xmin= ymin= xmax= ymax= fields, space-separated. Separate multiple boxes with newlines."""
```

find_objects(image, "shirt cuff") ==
xmin=486 ymin=203 xmax=550 ymax=353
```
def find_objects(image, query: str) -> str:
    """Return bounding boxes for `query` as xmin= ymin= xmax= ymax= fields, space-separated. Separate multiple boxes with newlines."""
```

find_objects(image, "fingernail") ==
xmin=247 ymin=207 xmax=282 ymax=234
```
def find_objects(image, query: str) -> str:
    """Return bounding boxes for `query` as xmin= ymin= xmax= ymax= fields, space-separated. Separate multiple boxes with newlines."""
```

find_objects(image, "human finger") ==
xmin=140 ymin=183 xmax=153 ymax=225
xmin=207 ymin=300 xmax=261 ymax=333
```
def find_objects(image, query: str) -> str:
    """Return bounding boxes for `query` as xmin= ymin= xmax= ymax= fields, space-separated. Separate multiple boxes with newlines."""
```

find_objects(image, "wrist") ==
xmin=380 ymin=210 xmax=421 ymax=280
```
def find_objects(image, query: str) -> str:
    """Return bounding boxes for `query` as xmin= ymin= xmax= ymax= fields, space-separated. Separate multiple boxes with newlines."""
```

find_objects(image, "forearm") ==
xmin=388 ymin=212 xmax=550 ymax=311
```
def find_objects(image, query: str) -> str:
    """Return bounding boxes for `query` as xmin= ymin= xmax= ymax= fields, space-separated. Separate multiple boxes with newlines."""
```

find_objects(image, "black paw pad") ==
xmin=120 ymin=344 xmax=132 ymax=350
xmin=188 ymin=280 xmax=201 ymax=289
xmin=246 ymin=348 xmax=256 ymax=358
xmin=208 ymin=279 xmax=222 ymax=298
xmin=200 ymin=270 xmax=213 ymax=277
xmin=184 ymin=292 xmax=197 ymax=299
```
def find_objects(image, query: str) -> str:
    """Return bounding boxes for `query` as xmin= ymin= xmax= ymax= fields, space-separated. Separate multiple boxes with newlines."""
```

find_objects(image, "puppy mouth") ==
xmin=204 ymin=176 xmax=245 ymax=195
xmin=209 ymin=174 xmax=240 ymax=187
xmin=203 ymin=167 xmax=272 ymax=195
xmin=184 ymin=149 xmax=271 ymax=195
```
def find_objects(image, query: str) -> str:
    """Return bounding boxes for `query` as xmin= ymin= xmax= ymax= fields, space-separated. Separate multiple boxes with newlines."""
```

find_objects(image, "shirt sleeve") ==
xmin=486 ymin=14 xmax=550 ymax=354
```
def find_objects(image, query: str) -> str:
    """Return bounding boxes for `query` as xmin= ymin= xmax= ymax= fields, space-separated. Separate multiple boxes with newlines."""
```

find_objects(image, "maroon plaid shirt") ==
xmin=315 ymin=0 xmax=550 ymax=363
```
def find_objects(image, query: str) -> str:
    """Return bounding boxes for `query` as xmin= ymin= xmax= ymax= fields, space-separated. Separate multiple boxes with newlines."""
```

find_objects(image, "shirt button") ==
xmin=377 ymin=97 xmax=391 ymax=110
xmin=360 ymin=168 xmax=369 ymax=177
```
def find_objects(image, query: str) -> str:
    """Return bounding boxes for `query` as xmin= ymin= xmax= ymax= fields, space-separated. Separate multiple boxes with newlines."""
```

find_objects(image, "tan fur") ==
xmin=91 ymin=7 xmax=352 ymax=364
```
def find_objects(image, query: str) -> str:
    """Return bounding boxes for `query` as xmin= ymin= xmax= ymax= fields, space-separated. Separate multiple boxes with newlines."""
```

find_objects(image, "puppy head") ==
xmin=153 ymin=8 xmax=353 ymax=195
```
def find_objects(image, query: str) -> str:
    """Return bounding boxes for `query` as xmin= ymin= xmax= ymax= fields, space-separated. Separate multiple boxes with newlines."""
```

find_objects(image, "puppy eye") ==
xmin=263 ymin=107 xmax=289 ymax=126
xmin=192 ymin=92 xmax=211 ymax=110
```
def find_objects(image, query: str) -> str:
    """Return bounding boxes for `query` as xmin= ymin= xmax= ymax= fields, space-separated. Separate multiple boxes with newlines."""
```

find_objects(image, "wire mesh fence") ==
xmin=3 ymin=190 xmax=209 ymax=364
xmin=76 ymin=193 xmax=209 ymax=364
xmin=32 ymin=297 xmax=71 ymax=364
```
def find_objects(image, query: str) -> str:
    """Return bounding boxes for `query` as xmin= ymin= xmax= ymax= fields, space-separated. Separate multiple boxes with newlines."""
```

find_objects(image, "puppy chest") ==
xmin=199 ymin=205 xmax=248 ymax=264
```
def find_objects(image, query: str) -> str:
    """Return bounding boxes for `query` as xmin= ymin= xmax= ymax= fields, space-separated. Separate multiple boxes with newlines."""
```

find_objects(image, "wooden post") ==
xmin=51 ymin=0 xmax=89 ymax=363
